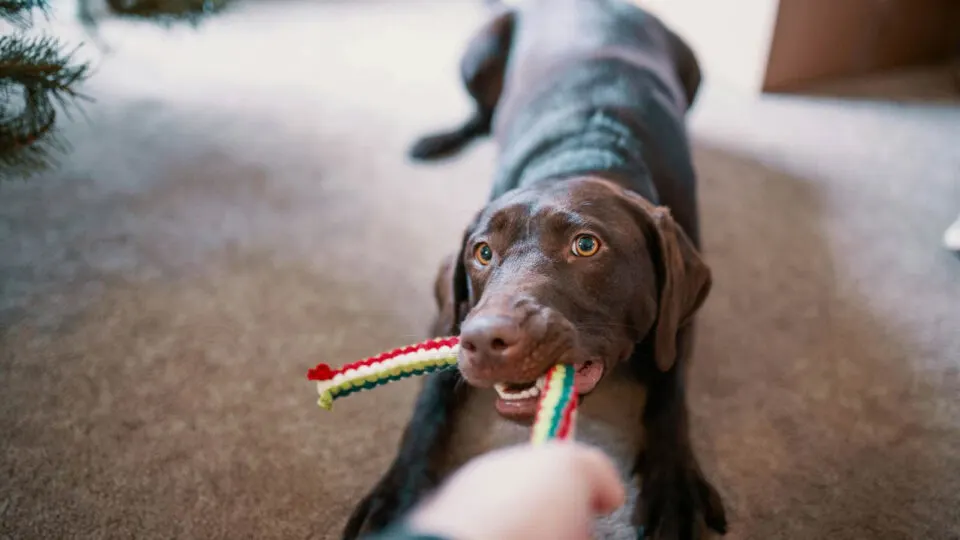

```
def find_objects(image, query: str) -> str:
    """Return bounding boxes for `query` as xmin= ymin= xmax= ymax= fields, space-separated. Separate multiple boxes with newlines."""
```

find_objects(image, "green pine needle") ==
xmin=0 ymin=1 xmax=49 ymax=29
xmin=0 ymin=34 xmax=92 ymax=179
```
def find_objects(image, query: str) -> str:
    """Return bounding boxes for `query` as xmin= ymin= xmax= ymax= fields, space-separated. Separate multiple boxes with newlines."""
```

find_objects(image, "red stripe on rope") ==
xmin=555 ymin=395 xmax=578 ymax=440
xmin=306 ymin=336 xmax=459 ymax=381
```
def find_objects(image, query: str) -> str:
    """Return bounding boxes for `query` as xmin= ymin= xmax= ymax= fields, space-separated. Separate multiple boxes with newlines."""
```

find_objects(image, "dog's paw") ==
xmin=636 ymin=463 xmax=727 ymax=540
xmin=341 ymin=458 xmax=439 ymax=540
xmin=341 ymin=478 xmax=416 ymax=540
xmin=341 ymin=492 xmax=398 ymax=540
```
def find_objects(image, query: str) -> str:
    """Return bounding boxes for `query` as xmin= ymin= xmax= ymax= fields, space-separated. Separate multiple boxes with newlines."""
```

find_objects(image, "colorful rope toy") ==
xmin=306 ymin=336 xmax=579 ymax=443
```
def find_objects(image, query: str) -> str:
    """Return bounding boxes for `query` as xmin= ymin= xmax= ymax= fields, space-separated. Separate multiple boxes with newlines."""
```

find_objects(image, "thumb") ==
xmin=573 ymin=446 xmax=626 ymax=515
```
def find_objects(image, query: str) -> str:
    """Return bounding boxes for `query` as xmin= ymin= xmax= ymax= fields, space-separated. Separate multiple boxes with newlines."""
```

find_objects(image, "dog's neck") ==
xmin=491 ymin=106 xmax=660 ymax=204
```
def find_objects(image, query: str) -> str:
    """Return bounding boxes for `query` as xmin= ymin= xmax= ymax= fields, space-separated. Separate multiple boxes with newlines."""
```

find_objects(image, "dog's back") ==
xmin=489 ymin=0 xmax=705 ymax=244
xmin=495 ymin=0 xmax=696 ymax=115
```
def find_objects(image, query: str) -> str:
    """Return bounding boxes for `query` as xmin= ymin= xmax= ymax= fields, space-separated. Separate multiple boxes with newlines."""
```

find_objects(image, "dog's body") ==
xmin=343 ymin=1 xmax=726 ymax=538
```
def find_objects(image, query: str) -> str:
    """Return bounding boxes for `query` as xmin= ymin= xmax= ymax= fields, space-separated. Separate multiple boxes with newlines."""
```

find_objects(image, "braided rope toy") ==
xmin=306 ymin=336 xmax=578 ymax=443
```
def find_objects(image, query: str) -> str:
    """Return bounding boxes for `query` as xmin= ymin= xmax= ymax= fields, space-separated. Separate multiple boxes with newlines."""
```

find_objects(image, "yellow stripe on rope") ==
xmin=530 ymin=364 xmax=577 ymax=444
xmin=316 ymin=354 xmax=458 ymax=410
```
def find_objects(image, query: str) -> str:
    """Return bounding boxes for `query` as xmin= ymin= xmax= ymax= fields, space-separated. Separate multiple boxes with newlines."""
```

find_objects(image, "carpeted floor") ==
xmin=2 ymin=1 xmax=959 ymax=539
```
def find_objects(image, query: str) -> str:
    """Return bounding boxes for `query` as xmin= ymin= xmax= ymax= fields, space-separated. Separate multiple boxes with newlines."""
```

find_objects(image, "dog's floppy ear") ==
xmin=430 ymin=217 xmax=479 ymax=336
xmin=647 ymin=205 xmax=712 ymax=371
xmin=617 ymin=187 xmax=711 ymax=372
xmin=430 ymin=253 xmax=460 ymax=337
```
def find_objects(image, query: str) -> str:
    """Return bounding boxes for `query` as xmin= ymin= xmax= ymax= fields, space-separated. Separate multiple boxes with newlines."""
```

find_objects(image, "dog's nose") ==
xmin=459 ymin=315 xmax=523 ymax=366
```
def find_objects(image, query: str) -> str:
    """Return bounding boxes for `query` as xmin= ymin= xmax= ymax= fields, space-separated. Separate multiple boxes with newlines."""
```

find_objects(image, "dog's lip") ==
xmin=573 ymin=359 xmax=604 ymax=394
xmin=495 ymin=394 xmax=539 ymax=422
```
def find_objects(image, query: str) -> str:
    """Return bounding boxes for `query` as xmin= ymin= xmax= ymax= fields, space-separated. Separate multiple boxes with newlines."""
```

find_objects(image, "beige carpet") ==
xmin=2 ymin=1 xmax=959 ymax=539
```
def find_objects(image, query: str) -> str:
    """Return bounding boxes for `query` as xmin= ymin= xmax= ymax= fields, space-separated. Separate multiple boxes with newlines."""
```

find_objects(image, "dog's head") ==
xmin=434 ymin=176 xmax=711 ymax=421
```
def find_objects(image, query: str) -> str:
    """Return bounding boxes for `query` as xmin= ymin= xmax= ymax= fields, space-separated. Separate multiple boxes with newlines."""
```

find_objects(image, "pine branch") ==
xmin=0 ymin=34 xmax=91 ymax=178
xmin=0 ymin=0 xmax=49 ymax=29
xmin=0 ymin=37 xmax=89 ymax=96
xmin=0 ymin=89 xmax=64 ymax=176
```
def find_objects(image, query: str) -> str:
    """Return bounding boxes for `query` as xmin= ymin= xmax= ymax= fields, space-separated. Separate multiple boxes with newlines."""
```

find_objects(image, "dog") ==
xmin=343 ymin=0 xmax=727 ymax=538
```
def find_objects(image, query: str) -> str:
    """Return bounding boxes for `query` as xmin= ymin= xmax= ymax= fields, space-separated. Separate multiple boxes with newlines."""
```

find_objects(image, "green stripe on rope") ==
xmin=546 ymin=366 xmax=575 ymax=439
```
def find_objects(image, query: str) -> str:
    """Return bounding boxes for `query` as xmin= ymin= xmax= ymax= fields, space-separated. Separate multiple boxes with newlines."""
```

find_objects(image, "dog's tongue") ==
xmin=574 ymin=361 xmax=604 ymax=394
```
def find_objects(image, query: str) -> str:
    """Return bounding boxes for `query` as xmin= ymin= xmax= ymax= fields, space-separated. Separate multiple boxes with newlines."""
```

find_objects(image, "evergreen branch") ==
xmin=0 ymin=36 xmax=91 ymax=97
xmin=0 ymin=0 xmax=49 ymax=29
xmin=0 ymin=86 xmax=63 ymax=176
xmin=0 ymin=34 xmax=91 ymax=179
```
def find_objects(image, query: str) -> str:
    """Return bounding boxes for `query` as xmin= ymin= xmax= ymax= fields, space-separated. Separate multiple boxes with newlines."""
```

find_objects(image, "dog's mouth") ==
xmin=493 ymin=360 xmax=604 ymax=420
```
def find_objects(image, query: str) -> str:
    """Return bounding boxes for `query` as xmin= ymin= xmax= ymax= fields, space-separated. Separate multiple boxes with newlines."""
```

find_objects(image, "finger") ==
xmin=573 ymin=446 xmax=626 ymax=514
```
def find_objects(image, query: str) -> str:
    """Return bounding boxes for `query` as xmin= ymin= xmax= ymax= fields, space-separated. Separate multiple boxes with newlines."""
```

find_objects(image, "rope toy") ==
xmin=306 ymin=336 xmax=578 ymax=443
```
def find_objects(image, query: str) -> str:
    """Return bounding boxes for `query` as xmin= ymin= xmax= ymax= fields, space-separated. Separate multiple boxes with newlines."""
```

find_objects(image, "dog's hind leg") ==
xmin=408 ymin=8 xmax=515 ymax=161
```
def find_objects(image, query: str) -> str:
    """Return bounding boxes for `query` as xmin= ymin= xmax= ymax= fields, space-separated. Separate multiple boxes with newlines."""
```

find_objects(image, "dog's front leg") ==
xmin=341 ymin=369 xmax=468 ymax=539
xmin=634 ymin=328 xmax=727 ymax=540
xmin=342 ymin=253 xmax=471 ymax=539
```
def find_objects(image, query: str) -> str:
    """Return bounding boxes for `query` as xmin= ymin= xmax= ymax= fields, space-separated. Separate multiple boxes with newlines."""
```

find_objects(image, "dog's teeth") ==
xmin=536 ymin=376 xmax=546 ymax=391
xmin=521 ymin=387 xmax=539 ymax=399
xmin=494 ymin=382 xmax=540 ymax=400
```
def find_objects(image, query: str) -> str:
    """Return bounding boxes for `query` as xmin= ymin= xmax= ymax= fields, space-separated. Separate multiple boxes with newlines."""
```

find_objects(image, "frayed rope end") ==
xmin=317 ymin=392 xmax=334 ymax=410
xmin=307 ymin=363 xmax=335 ymax=381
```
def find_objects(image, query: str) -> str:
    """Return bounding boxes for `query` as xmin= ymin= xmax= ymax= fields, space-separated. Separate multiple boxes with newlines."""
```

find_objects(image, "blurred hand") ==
xmin=406 ymin=442 xmax=626 ymax=540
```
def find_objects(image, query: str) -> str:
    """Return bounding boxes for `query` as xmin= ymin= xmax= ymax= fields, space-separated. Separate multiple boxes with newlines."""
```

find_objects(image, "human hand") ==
xmin=405 ymin=442 xmax=626 ymax=540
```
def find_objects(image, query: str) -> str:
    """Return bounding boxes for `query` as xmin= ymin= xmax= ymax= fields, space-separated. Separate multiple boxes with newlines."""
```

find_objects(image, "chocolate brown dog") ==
xmin=343 ymin=1 xmax=727 ymax=538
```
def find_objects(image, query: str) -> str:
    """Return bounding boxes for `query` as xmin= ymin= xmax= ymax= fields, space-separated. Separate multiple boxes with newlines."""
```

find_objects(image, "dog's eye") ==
xmin=474 ymin=242 xmax=494 ymax=265
xmin=572 ymin=234 xmax=601 ymax=257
